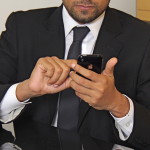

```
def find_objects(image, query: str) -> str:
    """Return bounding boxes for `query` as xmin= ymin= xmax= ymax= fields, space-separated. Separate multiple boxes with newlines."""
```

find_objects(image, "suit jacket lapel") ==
xmin=94 ymin=7 xmax=123 ymax=67
xmin=78 ymin=7 xmax=124 ymax=129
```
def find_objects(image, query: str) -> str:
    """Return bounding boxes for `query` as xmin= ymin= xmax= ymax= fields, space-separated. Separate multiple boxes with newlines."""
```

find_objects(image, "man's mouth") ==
xmin=75 ymin=4 xmax=95 ymax=10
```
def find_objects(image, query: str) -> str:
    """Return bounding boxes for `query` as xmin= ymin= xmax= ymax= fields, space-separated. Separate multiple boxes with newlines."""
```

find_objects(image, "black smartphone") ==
xmin=77 ymin=54 xmax=103 ymax=74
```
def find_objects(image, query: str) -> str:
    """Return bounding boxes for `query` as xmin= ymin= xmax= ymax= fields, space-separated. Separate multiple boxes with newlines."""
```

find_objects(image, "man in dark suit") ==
xmin=0 ymin=0 xmax=150 ymax=149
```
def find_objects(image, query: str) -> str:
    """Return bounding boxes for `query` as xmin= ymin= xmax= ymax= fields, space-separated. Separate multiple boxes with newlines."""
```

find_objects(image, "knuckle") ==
xmin=72 ymin=59 xmax=77 ymax=64
xmin=70 ymin=81 xmax=75 ymax=87
xmin=51 ymin=56 xmax=58 ymax=60
xmin=79 ymin=78 xmax=86 ymax=85
xmin=45 ymin=56 xmax=51 ymax=60
xmin=91 ymin=99 xmax=97 ymax=106
xmin=86 ymin=72 xmax=93 ymax=79
xmin=98 ymin=88 xmax=105 ymax=95
xmin=101 ymin=77 xmax=108 ymax=84
xmin=75 ymin=86 xmax=80 ymax=92
xmin=49 ymin=66 xmax=55 ymax=72
xmin=55 ymin=67 xmax=63 ymax=74
xmin=64 ymin=67 xmax=70 ymax=73
xmin=56 ymin=78 xmax=64 ymax=85
xmin=95 ymin=93 xmax=101 ymax=100
xmin=46 ymin=70 xmax=53 ymax=77
xmin=38 ymin=57 xmax=44 ymax=63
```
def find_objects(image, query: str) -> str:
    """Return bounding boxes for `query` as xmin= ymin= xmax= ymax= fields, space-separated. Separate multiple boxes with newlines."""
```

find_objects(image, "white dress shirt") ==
xmin=0 ymin=6 xmax=134 ymax=141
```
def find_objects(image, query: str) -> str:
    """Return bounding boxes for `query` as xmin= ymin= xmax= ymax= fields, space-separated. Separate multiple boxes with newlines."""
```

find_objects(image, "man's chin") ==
xmin=69 ymin=7 xmax=100 ymax=23
xmin=71 ymin=14 xmax=98 ymax=24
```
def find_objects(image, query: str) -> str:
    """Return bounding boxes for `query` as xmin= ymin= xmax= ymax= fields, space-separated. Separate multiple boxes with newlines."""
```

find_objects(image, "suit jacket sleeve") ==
xmin=0 ymin=12 xmax=18 ymax=102
xmin=127 ymin=37 xmax=150 ymax=149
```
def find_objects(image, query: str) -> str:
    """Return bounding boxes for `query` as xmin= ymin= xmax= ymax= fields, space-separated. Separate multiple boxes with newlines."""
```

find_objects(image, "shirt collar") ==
xmin=62 ymin=5 xmax=105 ymax=39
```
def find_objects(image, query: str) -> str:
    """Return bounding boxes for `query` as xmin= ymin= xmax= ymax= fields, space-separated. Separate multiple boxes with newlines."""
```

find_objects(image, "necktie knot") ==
xmin=67 ymin=26 xmax=90 ymax=59
xmin=73 ymin=26 xmax=90 ymax=42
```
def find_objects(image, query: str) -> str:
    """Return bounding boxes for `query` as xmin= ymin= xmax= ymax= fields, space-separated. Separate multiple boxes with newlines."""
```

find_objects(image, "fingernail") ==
xmin=53 ymin=84 xmax=59 ymax=88
xmin=71 ymin=64 xmax=76 ymax=68
xmin=70 ymin=71 xmax=74 ymax=75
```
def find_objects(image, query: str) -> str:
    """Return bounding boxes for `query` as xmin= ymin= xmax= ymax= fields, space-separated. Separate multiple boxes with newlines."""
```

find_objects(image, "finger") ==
xmin=75 ymin=91 xmax=101 ymax=109
xmin=70 ymin=71 xmax=94 ymax=89
xmin=51 ymin=57 xmax=71 ymax=86
xmin=46 ymin=77 xmax=72 ymax=93
xmin=63 ymin=59 xmax=77 ymax=68
xmin=37 ymin=57 xmax=55 ymax=78
xmin=46 ymin=57 xmax=64 ymax=84
xmin=102 ymin=57 xmax=118 ymax=77
xmin=30 ymin=63 xmax=48 ymax=83
xmin=70 ymin=77 xmax=103 ymax=108
xmin=76 ymin=91 xmax=101 ymax=108
xmin=42 ymin=57 xmax=62 ymax=84
xmin=70 ymin=80 xmax=94 ymax=96
xmin=71 ymin=63 xmax=99 ymax=81
xmin=75 ymin=91 xmax=91 ymax=104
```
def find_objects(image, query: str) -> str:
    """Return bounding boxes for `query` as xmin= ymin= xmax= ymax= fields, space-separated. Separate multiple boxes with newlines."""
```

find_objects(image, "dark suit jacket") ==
xmin=0 ymin=5 xmax=150 ymax=149
xmin=0 ymin=124 xmax=14 ymax=145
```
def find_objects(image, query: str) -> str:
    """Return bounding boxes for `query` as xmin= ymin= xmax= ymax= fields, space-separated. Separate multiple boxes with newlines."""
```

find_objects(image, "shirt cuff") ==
xmin=111 ymin=95 xmax=134 ymax=141
xmin=0 ymin=83 xmax=31 ymax=123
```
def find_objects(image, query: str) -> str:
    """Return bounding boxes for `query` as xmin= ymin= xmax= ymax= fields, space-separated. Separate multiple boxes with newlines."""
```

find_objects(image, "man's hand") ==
xmin=16 ymin=56 xmax=77 ymax=102
xmin=70 ymin=57 xmax=130 ymax=118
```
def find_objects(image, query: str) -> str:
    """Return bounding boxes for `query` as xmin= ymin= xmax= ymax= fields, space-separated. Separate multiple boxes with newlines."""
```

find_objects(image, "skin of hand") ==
xmin=70 ymin=57 xmax=130 ymax=118
xmin=16 ymin=56 xmax=77 ymax=102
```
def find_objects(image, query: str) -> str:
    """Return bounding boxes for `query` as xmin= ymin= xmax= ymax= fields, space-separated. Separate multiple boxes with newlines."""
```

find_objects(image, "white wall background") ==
xmin=0 ymin=0 xmax=136 ymax=33
xmin=109 ymin=0 xmax=136 ymax=16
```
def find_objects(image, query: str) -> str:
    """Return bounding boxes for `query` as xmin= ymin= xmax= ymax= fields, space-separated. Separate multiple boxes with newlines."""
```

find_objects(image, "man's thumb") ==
xmin=102 ymin=57 xmax=118 ymax=77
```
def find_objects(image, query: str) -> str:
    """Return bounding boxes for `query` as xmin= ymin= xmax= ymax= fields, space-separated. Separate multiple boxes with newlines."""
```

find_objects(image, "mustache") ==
xmin=73 ymin=0 xmax=96 ymax=6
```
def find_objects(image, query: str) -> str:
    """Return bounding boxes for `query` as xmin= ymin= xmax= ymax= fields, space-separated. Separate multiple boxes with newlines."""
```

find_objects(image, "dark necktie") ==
xmin=58 ymin=27 xmax=90 ymax=131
